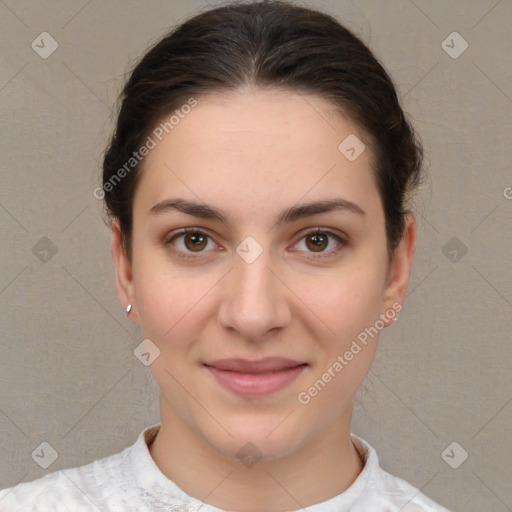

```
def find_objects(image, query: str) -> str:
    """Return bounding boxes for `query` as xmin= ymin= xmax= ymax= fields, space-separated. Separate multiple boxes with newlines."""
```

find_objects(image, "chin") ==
xmin=199 ymin=415 xmax=310 ymax=464
xmin=211 ymin=435 xmax=301 ymax=464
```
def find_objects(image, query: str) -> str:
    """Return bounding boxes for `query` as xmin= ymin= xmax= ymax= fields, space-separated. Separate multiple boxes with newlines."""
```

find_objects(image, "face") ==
xmin=112 ymin=88 xmax=415 ymax=461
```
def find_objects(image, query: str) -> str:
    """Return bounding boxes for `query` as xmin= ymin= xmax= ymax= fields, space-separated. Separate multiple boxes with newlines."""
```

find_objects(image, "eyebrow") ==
xmin=148 ymin=197 xmax=365 ymax=225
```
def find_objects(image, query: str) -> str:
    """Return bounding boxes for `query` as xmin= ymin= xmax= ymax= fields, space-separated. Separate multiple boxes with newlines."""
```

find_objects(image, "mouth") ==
xmin=203 ymin=357 xmax=308 ymax=396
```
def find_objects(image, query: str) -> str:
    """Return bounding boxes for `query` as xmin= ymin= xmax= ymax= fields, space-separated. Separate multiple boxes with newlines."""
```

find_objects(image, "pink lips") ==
xmin=204 ymin=357 xmax=307 ymax=396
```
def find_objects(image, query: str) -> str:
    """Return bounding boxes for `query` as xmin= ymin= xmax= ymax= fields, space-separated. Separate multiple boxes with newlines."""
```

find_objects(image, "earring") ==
xmin=126 ymin=304 xmax=132 ymax=316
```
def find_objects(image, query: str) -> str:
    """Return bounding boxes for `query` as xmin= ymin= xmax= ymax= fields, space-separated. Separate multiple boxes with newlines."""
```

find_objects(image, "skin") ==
xmin=111 ymin=87 xmax=416 ymax=512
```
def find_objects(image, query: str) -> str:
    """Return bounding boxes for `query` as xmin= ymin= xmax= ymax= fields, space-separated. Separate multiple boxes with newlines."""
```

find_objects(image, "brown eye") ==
xmin=305 ymin=232 xmax=329 ymax=252
xmin=183 ymin=232 xmax=208 ymax=252
xmin=294 ymin=228 xmax=347 ymax=257
xmin=166 ymin=228 xmax=216 ymax=258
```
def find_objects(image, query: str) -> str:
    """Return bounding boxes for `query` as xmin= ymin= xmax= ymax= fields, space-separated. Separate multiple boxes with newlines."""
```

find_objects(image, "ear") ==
xmin=381 ymin=213 xmax=416 ymax=326
xmin=111 ymin=218 xmax=139 ymax=323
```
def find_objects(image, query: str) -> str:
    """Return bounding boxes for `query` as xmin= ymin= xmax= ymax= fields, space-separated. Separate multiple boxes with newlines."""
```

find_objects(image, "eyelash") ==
xmin=164 ymin=227 xmax=348 ymax=260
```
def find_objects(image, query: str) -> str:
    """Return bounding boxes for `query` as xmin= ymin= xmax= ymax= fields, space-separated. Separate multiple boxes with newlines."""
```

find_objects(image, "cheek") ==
xmin=131 ymin=234 xmax=212 ymax=339
xmin=134 ymin=269 xmax=209 ymax=341
xmin=309 ymin=260 xmax=387 ymax=340
xmin=297 ymin=270 xmax=384 ymax=414
xmin=133 ymin=266 xmax=210 ymax=416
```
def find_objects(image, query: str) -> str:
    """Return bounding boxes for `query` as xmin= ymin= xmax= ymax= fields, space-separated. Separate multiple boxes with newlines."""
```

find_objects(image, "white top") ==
xmin=0 ymin=424 xmax=451 ymax=511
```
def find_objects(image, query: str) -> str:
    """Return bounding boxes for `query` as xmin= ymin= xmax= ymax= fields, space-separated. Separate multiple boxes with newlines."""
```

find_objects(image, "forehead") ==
xmin=133 ymin=88 xmax=382 ymax=225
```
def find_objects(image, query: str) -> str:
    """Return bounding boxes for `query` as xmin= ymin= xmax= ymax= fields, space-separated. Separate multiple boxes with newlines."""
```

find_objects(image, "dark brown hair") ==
xmin=102 ymin=0 xmax=423 ymax=258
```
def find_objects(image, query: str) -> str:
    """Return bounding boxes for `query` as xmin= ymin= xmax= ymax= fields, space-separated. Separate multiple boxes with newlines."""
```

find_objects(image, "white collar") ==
xmin=129 ymin=423 xmax=378 ymax=511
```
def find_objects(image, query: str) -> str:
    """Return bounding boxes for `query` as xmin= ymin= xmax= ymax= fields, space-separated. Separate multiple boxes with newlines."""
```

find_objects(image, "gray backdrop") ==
xmin=1 ymin=1 xmax=511 ymax=511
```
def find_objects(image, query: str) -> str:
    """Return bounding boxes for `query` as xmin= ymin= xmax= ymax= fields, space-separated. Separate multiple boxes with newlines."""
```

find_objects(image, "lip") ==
xmin=204 ymin=357 xmax=308 ymax=396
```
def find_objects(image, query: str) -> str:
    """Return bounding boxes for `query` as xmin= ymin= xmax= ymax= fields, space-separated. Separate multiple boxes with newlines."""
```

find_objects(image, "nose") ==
xmin=217 ymin=242 xmax=292 ymax=343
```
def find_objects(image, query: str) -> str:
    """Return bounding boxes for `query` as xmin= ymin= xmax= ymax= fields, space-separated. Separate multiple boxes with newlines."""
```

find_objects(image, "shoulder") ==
xmin=0 ymin=438 xmax=136 ymax=512
xmin=372 ymin=468 xmax=451 ymax=511
xmin=350 ymin=434 xmax=452 ymax=512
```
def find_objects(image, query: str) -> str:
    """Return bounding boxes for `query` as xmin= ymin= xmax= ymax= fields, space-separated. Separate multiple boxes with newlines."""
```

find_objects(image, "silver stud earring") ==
xmin=126 ymin=304 xmax=132 ymax=316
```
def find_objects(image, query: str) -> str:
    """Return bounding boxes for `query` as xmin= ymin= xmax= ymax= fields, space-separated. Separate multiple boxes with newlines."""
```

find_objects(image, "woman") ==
xmin=0 ymin=1 xmax=451 ymax=510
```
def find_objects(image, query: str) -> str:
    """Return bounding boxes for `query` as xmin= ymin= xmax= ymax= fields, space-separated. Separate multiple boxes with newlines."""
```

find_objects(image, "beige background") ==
xmin=1 ymin=1 xmax=511 ymax=510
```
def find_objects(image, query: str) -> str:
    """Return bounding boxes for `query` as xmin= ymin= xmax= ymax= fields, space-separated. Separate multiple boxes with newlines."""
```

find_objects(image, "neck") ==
xmin=149 ymin=395 xmax=364 ymax=512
